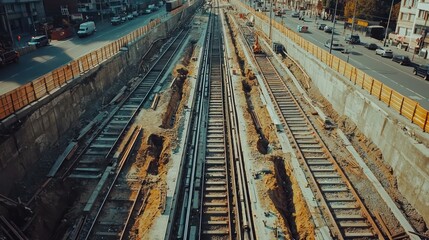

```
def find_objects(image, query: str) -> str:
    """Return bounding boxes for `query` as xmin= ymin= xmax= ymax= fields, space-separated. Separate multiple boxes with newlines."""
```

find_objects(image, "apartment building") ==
xmin=395 ymin=0 xmax=429 ymax=54
xmin=0 ymin=1 xmax=46 ymax=42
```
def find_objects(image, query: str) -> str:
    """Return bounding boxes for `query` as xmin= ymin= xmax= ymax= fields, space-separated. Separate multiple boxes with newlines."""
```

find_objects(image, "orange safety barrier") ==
xmin=238 ymin=2 xmax=429 ymax=132
xmin=0 ymin=18 xmax=162 ymax=122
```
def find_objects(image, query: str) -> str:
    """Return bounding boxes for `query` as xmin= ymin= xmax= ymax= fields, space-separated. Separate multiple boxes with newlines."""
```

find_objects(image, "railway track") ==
xmin=66 ymin=29 xmax=189 ymax=181
xmin=170 ymin=4 xmax=257 ymax=239
xmin=239 ymin=24 xmax=383 ymax=239
xmin=198 ymin=8 xmax=234 ymax=239
xmin=58 ymin=28 xmax=191 ymax=239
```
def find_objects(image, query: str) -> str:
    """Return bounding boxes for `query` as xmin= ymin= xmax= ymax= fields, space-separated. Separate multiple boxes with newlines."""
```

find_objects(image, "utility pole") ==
xmin=351 ymin=0 xmax=357 ymax=35
xmin=383 ymin=0 xmax=394 ymax=46
xmin=269 ymin=0 xmax=273 ymax=39
xmin=100 ymin=0 xmax=104 ymax=23
xmin=3 ymin=5 xmax=15 ymax=48
xmin=329 ymin=0 xmax=339 ymax=54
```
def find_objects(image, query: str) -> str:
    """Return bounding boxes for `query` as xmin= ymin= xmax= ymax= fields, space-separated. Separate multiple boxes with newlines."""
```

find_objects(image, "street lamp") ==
xmin=383 ymin=0 xmax=394 ymax=46
xmin=329 ymin=0 xmax=339 ymax=54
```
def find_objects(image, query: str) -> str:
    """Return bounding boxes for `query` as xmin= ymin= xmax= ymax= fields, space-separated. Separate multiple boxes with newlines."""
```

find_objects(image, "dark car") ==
xmin=392 ymin=55 xmax=411 ymax=65
xmin=318 ymin=23 xmax=326 ymax=30
xmin=345 ymin=34 xmax=360 ymax=44
xmin=413 ymin=64 xmax=429 ymax=80
xmin=324 ymin=26 xmax=333 ymax=33
xmin=0 ymin=50 xmax=19 ymax=66
xmin=364 ymin=43 xmax=378 ymax=50
xmin=28 ymin=35 xmax=49 ymax=48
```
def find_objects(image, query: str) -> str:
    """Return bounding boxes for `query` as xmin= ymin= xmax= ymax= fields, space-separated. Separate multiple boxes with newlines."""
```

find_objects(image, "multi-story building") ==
xmin=0 ymin=1 xmax=46 ymax=47
xmin=395 ymin=0 xmax=429 ymax=54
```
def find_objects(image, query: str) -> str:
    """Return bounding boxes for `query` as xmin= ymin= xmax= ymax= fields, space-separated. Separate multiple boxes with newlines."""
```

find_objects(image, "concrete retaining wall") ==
xmin=234 ymin=1 xmax=429 ymax=224
xmin=0 ymin=7 xmax=198 ymax=195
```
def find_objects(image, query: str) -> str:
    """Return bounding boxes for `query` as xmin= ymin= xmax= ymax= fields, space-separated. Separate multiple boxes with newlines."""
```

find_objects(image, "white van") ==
xmin=77 ymin=21 xmax=96 ymax=38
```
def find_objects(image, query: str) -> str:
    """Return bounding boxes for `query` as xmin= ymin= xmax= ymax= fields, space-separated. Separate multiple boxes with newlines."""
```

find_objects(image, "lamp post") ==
xmin=329 ymin=0 xmax=339 ymax=54
xmin=383 ymin=0 xmax=394 ymax=46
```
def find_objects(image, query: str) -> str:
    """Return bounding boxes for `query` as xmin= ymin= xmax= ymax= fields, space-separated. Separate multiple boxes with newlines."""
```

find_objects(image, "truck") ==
xmin=77 ymin=21 xmax=96 ymax=38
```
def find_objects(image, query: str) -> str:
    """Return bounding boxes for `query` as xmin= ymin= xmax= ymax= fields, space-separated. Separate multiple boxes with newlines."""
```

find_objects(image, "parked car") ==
xmin=111 ymin=16 xmax=123 ymax=25
xmin=364 ymin=43 xmax=378 ymax=50
xmin=345 ymin=34 xmax=360 ymax=44
xmin=28 ymin=35 xmax=49 ymax=48
xmin=0 ymin=50 xmax=19 ymax=66
xmin=143 ymin=9 xmax=151 ymax=14
xmin=291 ymin=12 xmax=299 ymax=17
xmin=324 ymin=26 xmax=333 ymax=33
xmin=318 ymin=23 xmax=326 ymax=30
xmin=413 ymin=64 xmax=429 ymax=80
xmin=132 ymin=11 xmax=139 ymax=17
xmin=375 ymin=47 xmax=393 ymax=58
xmin=324 ymin=40 xmax=344 ymax=51
xmin=392 ymin=55 xmax=411 ymax=65
xmin=127 ymin=14 xmax=134 ymax=20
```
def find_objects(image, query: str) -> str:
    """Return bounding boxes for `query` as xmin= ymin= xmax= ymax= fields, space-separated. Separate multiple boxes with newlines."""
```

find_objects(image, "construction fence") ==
xmin=241 ymin=3 xmax=429 ymax=132
xmin=0 ymin=18 xmax=161 ymax=121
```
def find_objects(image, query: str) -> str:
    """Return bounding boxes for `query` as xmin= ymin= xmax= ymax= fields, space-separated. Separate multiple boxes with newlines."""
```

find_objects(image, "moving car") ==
xmin=28 ymin=35 xmax=49 ymax=48
xmin=318 ymin=23 xmax=326 ymax=30
xmin=345 ymin=34 xmax=360 ymax=44
xmin=375 ymin=47 xmax=393 ymax=58
xmin=324 ymin=26 xmax=333 ymax=33
xmin=77 ymin=21 xmax=96 ymax=38
xmin=297 ymin=25 xmax=308 ymax=32
xmin=0 ymin=50 xmax=19 ymax=66
xmin=413 ymin=64 xmax=429 ymax=80
xmin=291 ymin=12 xmax=299 ymax=17
xmin=392 ymin=55 xmax=411 ymax=65
xmin=364 ymin=43 xmax=378 ymax=50
xmin=110 ymin=16 xmax=123 ymax=25
xmin=324 ymin=40 xmax=344 ymax=51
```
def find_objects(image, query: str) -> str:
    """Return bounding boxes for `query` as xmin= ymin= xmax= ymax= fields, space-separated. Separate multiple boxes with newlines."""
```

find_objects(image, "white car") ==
xmin=375 ymin=47 xmax=393 ymax=58
xmin=324 ymin=40 xmax=344 ymax=51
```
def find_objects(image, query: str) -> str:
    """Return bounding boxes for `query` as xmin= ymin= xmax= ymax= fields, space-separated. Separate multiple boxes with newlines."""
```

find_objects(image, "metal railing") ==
xmin=0 ymin=19 xmax=161 ymax=121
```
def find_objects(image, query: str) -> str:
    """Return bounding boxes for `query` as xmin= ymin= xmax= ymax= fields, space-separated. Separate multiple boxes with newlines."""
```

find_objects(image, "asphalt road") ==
xmin=272 ymin=11 xmax=429 ymax=110
xmin=0 ymin=9 xmax=167 ymax=95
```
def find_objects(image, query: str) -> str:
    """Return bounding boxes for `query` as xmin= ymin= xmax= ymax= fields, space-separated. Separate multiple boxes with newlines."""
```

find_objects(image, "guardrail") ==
xmin=0 ymin=19 xmax=161 ymax=121
xmin=239 ymin=2 xmax=429 ymax=132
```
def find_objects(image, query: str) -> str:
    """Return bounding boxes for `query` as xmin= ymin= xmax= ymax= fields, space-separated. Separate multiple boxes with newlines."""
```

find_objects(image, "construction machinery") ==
xmin=253 ymin=34 xmax=263 ymax=54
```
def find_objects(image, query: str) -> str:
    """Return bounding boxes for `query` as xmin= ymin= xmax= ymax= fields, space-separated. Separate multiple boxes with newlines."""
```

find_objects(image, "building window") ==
xmin=404 ymin=0 xmax=415 ymax=7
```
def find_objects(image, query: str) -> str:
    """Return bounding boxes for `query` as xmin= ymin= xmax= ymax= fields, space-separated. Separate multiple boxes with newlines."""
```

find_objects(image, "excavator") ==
xmin=253 ymin=34 xmax=263 ymax=54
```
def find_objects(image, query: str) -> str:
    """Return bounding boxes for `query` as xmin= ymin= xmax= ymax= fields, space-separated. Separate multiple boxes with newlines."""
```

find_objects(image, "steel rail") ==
xmin=221 ymin=10 xmax=257 ymax=240
xmin=78 ymin=126 xmax=141 ymax=239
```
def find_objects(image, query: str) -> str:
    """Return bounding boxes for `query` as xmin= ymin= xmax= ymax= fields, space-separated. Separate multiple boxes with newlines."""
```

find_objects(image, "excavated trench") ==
xmin=146 ymin=134 xmax=166 ymax=175
xmin=267 ymin=156 xmax=298 ymax=239
xmin=242 ymin=79 xmax=269 ymax=154
xmin=161 ymin=68 xmax=188 ymax=129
